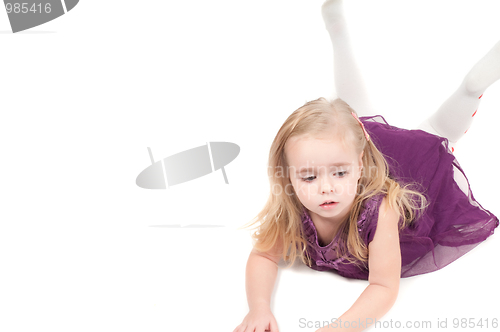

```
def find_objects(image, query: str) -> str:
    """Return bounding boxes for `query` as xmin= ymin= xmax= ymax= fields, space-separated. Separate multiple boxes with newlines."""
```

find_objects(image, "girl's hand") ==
xmin=233 ymin=306 xmax=279 ymax=332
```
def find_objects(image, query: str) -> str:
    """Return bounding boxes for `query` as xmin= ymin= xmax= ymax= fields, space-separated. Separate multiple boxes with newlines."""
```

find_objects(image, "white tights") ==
xmin=322 ymin=0 xmax=500 ymax=194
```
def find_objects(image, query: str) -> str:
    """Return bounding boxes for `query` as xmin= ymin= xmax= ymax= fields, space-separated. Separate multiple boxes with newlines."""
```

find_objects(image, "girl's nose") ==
xmin=321 ymin=178 xmax=335 ymax=194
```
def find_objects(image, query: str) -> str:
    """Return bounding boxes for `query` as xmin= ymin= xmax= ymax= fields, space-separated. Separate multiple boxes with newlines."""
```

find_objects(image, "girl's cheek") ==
xmin=299 ymin=184 xmax=319 ymax=199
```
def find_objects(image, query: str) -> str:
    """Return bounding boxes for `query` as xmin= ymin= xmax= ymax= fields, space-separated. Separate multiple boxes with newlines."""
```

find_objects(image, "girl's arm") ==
xmin=246 ymin=247 xmax=280 ymax=311
xmin=317 ymin=196 xmax=402 ymax=332
xmin=233 ymin=240 xmax=283 ymax=332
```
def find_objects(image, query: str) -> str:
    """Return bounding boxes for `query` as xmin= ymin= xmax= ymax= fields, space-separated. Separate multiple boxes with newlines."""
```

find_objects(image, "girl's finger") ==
xmin=269 ymin=319 xmax=279 ymax=332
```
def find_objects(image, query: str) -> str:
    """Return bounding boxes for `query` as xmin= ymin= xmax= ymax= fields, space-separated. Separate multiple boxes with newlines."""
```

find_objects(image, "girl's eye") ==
xmin=301 ymin=172 xmax=347 ymax=182
xmin=302 ymin=176 xmax=316 ymax=182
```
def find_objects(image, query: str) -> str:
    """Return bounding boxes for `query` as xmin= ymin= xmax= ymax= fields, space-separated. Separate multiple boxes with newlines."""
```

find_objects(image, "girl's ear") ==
xmin=358 ymin=150 xmax=364 ymax=167
xmin=356 ymin=150 xmax=364 ymax=180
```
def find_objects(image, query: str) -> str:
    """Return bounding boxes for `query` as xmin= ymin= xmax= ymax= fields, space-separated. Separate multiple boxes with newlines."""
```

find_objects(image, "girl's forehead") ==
xmin=287 ymin=133 xmax=337 ymax=147
xmin=286 ymin=135 xmax=357 ymax=165
xmin=287 ymin=133 xmax=348 ymax=149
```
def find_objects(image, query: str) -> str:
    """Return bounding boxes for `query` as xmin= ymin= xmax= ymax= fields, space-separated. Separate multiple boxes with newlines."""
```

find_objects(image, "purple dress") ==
xmin=301 ymin=115 xmax=499 ymax=279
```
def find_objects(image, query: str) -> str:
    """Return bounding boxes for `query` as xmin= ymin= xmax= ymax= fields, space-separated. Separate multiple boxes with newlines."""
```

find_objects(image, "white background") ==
xmin=1 ymin=1 xmax=499 ymax=331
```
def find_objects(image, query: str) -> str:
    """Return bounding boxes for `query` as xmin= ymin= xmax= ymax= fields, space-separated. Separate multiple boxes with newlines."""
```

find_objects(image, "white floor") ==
xmin=1 ymin=1 xmax=499 ymax=332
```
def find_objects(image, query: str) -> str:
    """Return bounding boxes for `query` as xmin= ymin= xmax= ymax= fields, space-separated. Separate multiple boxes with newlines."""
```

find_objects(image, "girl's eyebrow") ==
xmin=296 ymin=162 xmax=352 ymax=174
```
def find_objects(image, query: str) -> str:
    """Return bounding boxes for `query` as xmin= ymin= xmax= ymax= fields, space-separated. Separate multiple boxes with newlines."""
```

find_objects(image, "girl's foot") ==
xmin=464 ymin=40 xmax=500 ymax=95
xmin=420 ymin=40 xmax=500 ymax=145
xmin=321 ymin=0 xmax=346 ymax=32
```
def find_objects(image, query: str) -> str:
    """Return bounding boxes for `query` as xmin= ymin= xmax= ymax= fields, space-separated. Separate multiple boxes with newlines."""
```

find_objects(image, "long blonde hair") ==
xmin=239 ymin=97 xmax=428 ymax=268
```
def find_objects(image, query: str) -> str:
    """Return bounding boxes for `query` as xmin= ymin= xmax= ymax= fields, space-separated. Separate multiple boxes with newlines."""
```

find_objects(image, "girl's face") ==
xmin=285 ymin=134 xmax=364 ymax=226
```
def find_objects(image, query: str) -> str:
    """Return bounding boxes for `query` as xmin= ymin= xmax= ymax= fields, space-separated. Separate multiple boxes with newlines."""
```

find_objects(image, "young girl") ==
xmin=234 ymin=1 xmax=499 ymax=332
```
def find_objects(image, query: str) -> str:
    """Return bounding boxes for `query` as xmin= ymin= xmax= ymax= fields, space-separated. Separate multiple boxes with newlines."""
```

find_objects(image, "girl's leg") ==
xmin=417 ymin=40 xmax=500 ymax=194
xmin=417 ymin=40 xmax=500 ymax=151
xmin=322 ymin=0 xmax=377 ymax=116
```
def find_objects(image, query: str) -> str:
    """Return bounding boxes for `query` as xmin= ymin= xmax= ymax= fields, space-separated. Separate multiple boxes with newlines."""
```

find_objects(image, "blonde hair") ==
xmin=239 ymin=97 xmax=428 ymax=268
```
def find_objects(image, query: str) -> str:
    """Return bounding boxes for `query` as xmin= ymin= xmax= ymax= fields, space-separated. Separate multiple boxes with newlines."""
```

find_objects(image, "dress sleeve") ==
xmin=358 ymin=194 xmax=386 ymax=246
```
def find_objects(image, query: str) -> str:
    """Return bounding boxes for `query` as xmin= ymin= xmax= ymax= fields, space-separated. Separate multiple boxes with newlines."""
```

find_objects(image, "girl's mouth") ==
xmin=320 ymin=201 xmax=338 ymax=209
